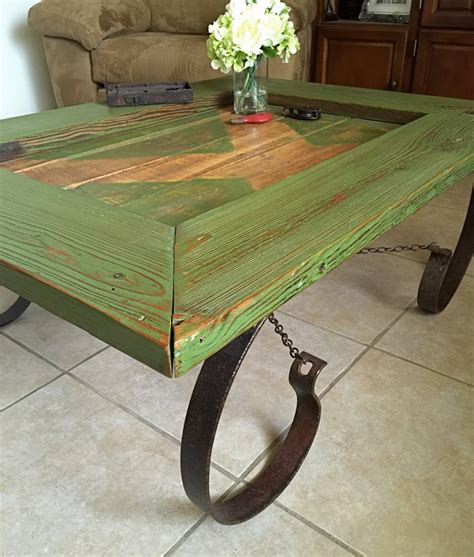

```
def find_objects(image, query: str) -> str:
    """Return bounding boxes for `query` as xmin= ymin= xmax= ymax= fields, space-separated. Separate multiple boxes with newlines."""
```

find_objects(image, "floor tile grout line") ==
xmin=318 ymin=297 xmax=417 ymax=399
xmin=1 ymin=331 xmax=70 ymax=374
xmin=162 ymin=513 xmax=209 ymax=557
xmin=276 ymin=309 xmax=370 ymax=347
xmin=67 ymin=345 xmax=111 ymax=372
xmin=163 ymin=480 xmax=243 ymax=556
xmin=387 ymin=250 xmax=474 ymax=278
xmin=1 ymin=330 xmax=109 ymax=374
xmin=273 ymin=501 xmax=365 ymax=557
xmin=66 ymin=370 xmax=184 ymax=447
xmin=66 ymin=369 xmax=240 ymax=480
xmin=237 ymin=424 xmax=291 ymax=480
xmin=319 ymin=345 xmax=373 ymax=400
xmin=0 ymin=373 xmax=65 ymax=413
xmin=373 ymin=346 xmax=474 ymax=387
xmin=63 ymin=371 xmax=239 ymax=482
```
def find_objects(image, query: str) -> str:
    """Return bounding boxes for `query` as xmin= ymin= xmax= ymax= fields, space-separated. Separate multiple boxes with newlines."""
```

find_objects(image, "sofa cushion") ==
xmin=92 ymin=33 xmax=220 ymax=84
xmin=28 ymin=0 xmax=151 ymax=51
xmin=148 ymin=0 xmax=227 ymax=34
xmin=147 ymin=0 xmax=316 ymax=34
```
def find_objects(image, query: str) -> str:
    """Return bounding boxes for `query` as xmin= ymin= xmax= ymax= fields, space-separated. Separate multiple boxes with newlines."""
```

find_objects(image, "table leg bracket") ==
xmin=418 ymin=186 xmax=474 ymax=313
xmin=180 ymin=320 xmax=327 ymax=525
xmin=0 ymin=296 xmax=31 ymax=327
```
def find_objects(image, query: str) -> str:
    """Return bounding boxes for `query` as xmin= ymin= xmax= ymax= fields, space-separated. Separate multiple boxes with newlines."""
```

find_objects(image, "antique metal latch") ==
xmin=106 ymin=81 xmax=194 ymax=107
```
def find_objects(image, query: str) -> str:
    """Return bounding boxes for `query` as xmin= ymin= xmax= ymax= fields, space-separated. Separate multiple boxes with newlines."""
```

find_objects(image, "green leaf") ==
xmin=262 ymin=47 xmax=278 ymax=58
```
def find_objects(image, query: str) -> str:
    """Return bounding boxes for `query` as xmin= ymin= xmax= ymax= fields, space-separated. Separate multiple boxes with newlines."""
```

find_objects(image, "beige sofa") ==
xmin=28 ymin=0 xmax=317 ymax=107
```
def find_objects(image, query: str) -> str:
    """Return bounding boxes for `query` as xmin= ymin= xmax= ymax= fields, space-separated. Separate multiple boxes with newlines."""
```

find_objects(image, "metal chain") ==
xmin=268 ymin=242 xmax=437 ymax=359
xmin=268 ymin=313 xmax=301 ymax=359
xmin=357 ymin=242 xmax=437 ymax=255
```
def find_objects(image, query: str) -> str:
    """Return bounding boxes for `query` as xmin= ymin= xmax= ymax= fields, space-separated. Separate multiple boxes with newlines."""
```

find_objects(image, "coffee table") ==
xmin=1 ymin=78 xmax=473 ymax=524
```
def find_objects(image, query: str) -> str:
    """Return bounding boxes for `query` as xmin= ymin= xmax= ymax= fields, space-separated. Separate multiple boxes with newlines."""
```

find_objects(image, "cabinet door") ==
xmin=421 ymin=0 xmax=474 ymax=29
xmin=315 ymin=25 xmax=410 ymax=91
xmin=412 ymin=30 xmax=474 ymax=99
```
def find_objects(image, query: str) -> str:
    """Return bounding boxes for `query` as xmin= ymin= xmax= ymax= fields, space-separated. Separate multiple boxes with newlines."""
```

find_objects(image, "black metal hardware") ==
xmin=106 ymin=81 xmax=193 ymax=107
xmin=358 ymin=185 xmax=473 ymax=314
xmin=283 ymin=107 xmax=322 ymax=121
xmin=0 ymin=296 xmax=31 ymax=327
xmin=181 ymin=319 xmax=326 ymax=525
xmin=418 ymin=186 xmax=474 ymax=313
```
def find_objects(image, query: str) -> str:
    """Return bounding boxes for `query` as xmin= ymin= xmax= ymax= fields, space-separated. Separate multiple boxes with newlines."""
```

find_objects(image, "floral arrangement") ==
xmin=207 ymin=0 xmax=300 ymax=74
xmin=207 ymin=0 xmax=300 ymax=73
xmin=207 ymin=0 xmax=300 ymax=114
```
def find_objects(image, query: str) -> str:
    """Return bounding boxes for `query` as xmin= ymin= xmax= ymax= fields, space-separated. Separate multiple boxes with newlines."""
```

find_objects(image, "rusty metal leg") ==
xmin=418 ymin=186 xmax=474 ymax=314
xmin=180 ymin=320 xmax=327 ymax=525
xmin=0 ymin=296 xmax=31 ymax=327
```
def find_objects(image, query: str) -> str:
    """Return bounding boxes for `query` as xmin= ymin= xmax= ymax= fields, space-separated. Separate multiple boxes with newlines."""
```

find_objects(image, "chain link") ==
xmin=357 ymin=242 xmax=437 ymax=255
xmin=268 ymin=313 xmax=301 ymax=359
xmin=267 ymin=242 xmax=437 ymax=359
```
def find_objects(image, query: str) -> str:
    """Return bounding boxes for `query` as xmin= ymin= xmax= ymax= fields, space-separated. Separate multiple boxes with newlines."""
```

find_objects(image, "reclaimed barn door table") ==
xmin=1 ymin=79 xmax=473 ymax=524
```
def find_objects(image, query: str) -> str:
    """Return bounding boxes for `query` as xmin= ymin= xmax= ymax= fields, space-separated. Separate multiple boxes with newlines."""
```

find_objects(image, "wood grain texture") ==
xmin=0 ymin=79 xmax=230 ymax=145
xmin=0 ymin=105 xmax=226 ymax=172
xmin=266 ymin=78 xmax=474 ymax=123
xmin=173 ymin=109 xmax=474 ymax=375
xmin=0 ymin=170 xmax=175 ymax=375
xmin=73 ymin=113 xmax=389 ymax=204
xmin=2 ymin=79 xmax=474 ymax=378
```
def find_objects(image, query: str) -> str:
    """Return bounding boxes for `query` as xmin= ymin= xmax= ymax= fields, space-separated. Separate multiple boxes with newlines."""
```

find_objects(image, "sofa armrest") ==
xmin=286 ymin=0 xmax=318 ymax=31
xmin=28 ymin=0 xmax=151 ymax=51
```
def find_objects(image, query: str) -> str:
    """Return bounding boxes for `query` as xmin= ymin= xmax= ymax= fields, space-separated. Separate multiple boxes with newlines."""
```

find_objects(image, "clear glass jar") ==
xmin=233 ymin=59 xmax=268 ymax=115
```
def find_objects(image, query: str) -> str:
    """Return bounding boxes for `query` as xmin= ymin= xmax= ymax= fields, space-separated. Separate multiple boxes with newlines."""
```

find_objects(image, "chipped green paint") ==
xmin=79 ymin=178 xmax=253 ymax=225
xmin=29 ymin=109 xmax=234 ymax=160
xmin=173 ymin=108 xmax=474 ymax=374
xmin=1 ymin=78 xmax=473 ymax=378
xmin=285 ymin=117 xmax=399 ymax=146
xmin=0 ymin=170 xmax=175 ymax=375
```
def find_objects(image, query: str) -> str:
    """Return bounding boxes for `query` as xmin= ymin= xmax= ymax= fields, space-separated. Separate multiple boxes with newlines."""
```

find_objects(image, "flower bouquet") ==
xmin=207 ymin=0 xmax=300 ymax=114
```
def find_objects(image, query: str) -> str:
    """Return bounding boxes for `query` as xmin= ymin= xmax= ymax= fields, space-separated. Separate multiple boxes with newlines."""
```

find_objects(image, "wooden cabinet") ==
xmin=311 ymin=0 xmax=474 ymax=99
xmin=421 ymin=0 xmax=474 ymax=29
xmin=315 ymin=24 xmax=410 ymax=91
xmin=412 ymin=29 xmax=474 ymax=98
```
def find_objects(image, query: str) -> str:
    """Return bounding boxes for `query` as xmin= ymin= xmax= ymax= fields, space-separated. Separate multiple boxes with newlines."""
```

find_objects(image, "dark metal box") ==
xmin=106 ymin=81 xmax=194 ymax=107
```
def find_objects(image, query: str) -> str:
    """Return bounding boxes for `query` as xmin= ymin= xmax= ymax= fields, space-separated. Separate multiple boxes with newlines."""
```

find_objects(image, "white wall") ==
xmin=1 ymin=0 xmax=56 ymax=119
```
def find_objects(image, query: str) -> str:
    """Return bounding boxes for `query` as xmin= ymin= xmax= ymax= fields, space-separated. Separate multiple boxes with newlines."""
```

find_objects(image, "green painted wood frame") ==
xmin=1 ymin=78 xmax=473 ymax=377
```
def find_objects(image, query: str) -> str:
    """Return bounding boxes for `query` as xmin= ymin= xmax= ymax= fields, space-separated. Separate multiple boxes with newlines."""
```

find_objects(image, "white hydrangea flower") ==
xmin=207 ymin=0 xmax=300 ymax=74
xmin=231 ymin=6 xmax=266 ymax=55
xmin=262 ymin=12 xmax=286 ymax=45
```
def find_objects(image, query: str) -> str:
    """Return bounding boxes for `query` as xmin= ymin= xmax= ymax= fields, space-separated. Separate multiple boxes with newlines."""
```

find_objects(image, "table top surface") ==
xmin=1 ymin=78 xmax=473 ymax=377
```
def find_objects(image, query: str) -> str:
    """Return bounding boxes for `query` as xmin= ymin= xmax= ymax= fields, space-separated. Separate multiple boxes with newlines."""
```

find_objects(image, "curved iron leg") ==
xmin=0 ymin=296 xmax=31 ymax=327
xmin=180 ymin=320 xmax=327 ymax=525
xmin=418 ymin=186 xmax=474 ymax=313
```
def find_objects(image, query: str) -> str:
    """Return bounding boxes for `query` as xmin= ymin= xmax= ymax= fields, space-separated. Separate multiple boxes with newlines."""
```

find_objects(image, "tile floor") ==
xmin=1 ymin=177 xmax=473 ymax=557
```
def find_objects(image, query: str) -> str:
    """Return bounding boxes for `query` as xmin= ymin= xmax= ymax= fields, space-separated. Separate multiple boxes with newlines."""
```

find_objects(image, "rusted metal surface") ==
xmin=0 ymin=296 xmax=30 ymax=327
xmin=418 ymin=186 xmax=474 ymax=313
xmin=180 ymin=319 xmax=327 ymax=525
xmin=105 ymin=81 xmax=193 ymax=107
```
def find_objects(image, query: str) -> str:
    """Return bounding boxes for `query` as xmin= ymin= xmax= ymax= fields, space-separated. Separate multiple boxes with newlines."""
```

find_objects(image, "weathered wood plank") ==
xmin=0 ymin=170 xmax=175 ymax=375
xmin=195 ymin=76 xmax=474 ymax=122
xmin=0 ymin=79 xmax=230 ymax=144
xmin=75 ymin=114 xmax=392 ymax=213
xmin=267 ymin=79 xmax=474 ymax=124
xmin=13 ymin=110 xmax=234 ymax=186
xmin=172 ymin=109 xmax=474 ymax=375
xmin=1 ymin=105 xmax=225 ymax=171
xmin=0 ymin=103 xmax=143 ymax=144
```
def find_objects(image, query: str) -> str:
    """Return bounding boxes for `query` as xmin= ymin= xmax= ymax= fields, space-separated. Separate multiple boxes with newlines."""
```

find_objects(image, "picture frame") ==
xmin=367 ymin=0 xmax=411 ymax=17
